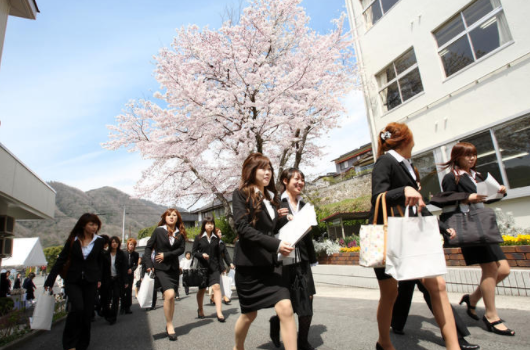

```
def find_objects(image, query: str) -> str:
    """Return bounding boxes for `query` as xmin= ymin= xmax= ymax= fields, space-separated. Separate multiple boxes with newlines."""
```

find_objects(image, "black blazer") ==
xmin=232 ymin=188 xmax=282 ymax=267
xmin=102 ymin=250 xmax=128 ymax=285
xmin=45 ymin=236 xmax=105 ymax=287
xmin=431 ymin=171 xmax=506 ymax=207
xmin=124 ymin=251 xmax=139 ymax=282
xmin=278 ymin=196 xmax=317 ymax=264
xmin=144 ymin=227 xmax=186 ymax=271
xmin=370 ymin=153 xmax=449 ymax=234
xmin=192 ymin=234 xmax=223 ymax=273
xmin=219 ymin=241 xmax=233 ymax=271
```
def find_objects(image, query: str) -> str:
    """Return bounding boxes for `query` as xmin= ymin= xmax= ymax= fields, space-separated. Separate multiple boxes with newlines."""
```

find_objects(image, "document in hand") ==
xmin=277 ymin=204 xmax=318 ymax=260
xmin=476 ymin=173 xmax=503 ymax=201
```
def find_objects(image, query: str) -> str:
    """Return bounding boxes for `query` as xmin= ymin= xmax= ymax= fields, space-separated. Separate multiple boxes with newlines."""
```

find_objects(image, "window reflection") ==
xmin=461 ymin=132 xmax=504 ymax=185
xmin=412 ymin=152 xmax=440 ymax=204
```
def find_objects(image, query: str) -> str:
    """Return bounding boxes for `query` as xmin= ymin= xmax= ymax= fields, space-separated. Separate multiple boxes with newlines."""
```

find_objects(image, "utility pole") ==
xmin=122 ymin=206 xmax=126 ymax=244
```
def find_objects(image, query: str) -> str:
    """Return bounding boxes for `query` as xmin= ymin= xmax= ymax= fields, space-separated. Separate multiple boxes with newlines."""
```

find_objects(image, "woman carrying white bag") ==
xmin=369 ymin=123 xmax=460 ymax=350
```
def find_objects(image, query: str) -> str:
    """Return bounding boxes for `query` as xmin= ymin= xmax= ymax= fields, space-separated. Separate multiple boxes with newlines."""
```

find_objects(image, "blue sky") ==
xmin=0 ymin=0 xmax=369 ymax=204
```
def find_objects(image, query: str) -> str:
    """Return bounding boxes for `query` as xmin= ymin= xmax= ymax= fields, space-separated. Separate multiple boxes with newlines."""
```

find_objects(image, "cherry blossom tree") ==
xmin=104 ymin=0 xmax=358 ymax=228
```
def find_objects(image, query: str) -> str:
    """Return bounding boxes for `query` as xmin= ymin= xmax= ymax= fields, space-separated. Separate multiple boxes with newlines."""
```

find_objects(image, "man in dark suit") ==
xmin=121 ymin=238 xmax=139 ymax=314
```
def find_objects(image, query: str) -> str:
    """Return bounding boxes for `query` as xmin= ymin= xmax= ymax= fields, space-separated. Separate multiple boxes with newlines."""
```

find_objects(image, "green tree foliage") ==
xmin=216 ymin=216 xmax=236 ymax=244
xmin=43 ymin=246 xmax=63 ymax=272
xmin=137 ymin=225 xmax=157 ymax=240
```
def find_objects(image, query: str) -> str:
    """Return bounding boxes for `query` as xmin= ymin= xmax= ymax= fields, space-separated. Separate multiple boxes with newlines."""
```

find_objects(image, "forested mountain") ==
xmin=14 ymin=182 xmax=177 ymax=248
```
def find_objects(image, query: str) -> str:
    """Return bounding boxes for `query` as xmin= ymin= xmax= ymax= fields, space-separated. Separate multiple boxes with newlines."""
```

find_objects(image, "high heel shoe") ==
xmin=165 ymin=326 xmax=177 ymax=341
xmin=482 ymin=316 xmax=515 ymax=336
xmin=223 ymin=299 xmax=231 ymax=305
xmin=376 ymin=343 xmax=384 ymax=350
xmin=217 ymin=315 xmax=226 ymax=323
xmin=197 ymin=308 xmax=205 ymax=319
xmin=459 ymin=294 xmax=479 ymax=321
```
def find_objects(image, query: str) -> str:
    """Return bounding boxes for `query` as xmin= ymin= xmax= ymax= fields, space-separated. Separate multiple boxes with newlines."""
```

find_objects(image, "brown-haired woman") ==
xmin=121 ymin=237 xmax=139 ymax=314
xmin=44 ymin=213 xmax=105 ymax=350
xmin=438 ymin=141 xmax=513 ymax=336
xmin=232 ymin=152 xmax=296 ymax=350
xmin=193 ymin=216 xmax=226 ymax=321
xmin=145 ymin=208 xmax=187 ymax=341
xmin=372 ymin=123 xmax=460 ymax=350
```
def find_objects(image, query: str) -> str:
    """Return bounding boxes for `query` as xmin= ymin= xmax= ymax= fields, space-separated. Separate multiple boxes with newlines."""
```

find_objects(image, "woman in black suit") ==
xmin=232 ymin=152 xmax=296 ymax=350
xmin=371 ymin=123 xmax=459 ymax=350
xmin=438 ymin=141 xmax=513 ymax=336
xmin=102 ymin=236 xmax=128 ymax=325
xmin=44 ymin=213 xmax=104 ymax=350
xmin=144 ymin=208 xmax=186 ymax=341
xmin=269 ymin=168 xmax=317 ymax=350
xmin=193 ymin=216 xmax=226 ymax=321
xmin=121 ymin=238 xmax=139 ymax=314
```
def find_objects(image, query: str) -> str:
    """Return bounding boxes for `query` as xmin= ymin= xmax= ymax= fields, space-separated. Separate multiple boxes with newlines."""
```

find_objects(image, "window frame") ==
xmin=434 ymin=1 xmax=511 ymax=78
xmin=376 ymin=48 xmax=423 ymax=112
xmin=361 ymin=0 xmax=401 ymax=30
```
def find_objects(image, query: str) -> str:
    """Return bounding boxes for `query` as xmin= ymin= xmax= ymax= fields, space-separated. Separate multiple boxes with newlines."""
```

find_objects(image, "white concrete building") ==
xmin=346 ymin=0 xmax=530 ymax=228
xmin=1 ymin=0 xmax=54 ymax=263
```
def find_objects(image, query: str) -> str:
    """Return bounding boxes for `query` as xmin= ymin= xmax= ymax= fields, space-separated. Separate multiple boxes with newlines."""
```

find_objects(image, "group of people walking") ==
xmin=42 ymin=127 xmax=516 ymax=350
xmin=371 ymin=122 xmax=515 ymax=350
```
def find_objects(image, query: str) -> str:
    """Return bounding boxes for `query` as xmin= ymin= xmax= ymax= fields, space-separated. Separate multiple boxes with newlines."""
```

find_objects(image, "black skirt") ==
xmin=461 ymin=244 xmax=506 ymax=265
xmin=283 ymin=261 xmax=316 ymax=296
xmin=155 ymin=268 xmax=180 ymax=293
xmin=207 ymin=269 xmax=221 ymax=288
xmin=235 ymin=265 xmax=290 ymax=314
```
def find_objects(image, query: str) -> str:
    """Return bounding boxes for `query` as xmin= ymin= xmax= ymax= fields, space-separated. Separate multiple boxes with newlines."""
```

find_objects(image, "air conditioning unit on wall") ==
xmin=0 ymin=215 xmax=15 ymax=258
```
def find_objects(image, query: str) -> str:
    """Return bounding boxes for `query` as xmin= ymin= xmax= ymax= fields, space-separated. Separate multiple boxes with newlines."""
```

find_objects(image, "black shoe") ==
xmin=458 ymin=338 xmax=480 ymax=349
xmin=482 ymin=316 xmax=515 ymax=336
xmin=376 ymin=343 xmax=384 ymax=350
xmin=217 ymin=316 xmax=226 ymax=323
xmin=125 ymin=309 xmax=133 ymax=314
xmin=223 ymin=299 xmax=231 ymax=305
xmin=269 ymin=316 xmax=280 ymax=348
xmin=392 ymin=327 xmax=405 ymax=335
xmin=120 ymin=309 xmax=125 ymax=315
xmin=459 ymin=294 xmax=479 ymax=321
xmin=197 ymin=309 xmax=205 ymax=319
xmin=165 ymin=326 xmax=177 ymax=341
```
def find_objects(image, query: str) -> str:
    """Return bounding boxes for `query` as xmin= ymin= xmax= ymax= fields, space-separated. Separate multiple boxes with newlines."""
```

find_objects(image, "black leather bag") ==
xmin=289 ymin=249 xmax=312 ymax=317
xmin=182 ymin=257 xmax=208 ymax=289
xmin=441 ymin=207 xmax=504 ymax=247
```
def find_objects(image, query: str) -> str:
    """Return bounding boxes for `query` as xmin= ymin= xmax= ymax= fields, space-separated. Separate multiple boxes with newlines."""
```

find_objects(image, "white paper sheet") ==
xmin=476 ymin=173 xmax=503 ymax=201
xmin=277 ymin=204 xmax=318 ymax=261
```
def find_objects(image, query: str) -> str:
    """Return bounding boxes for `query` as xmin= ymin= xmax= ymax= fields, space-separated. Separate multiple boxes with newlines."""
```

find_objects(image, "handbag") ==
xmin=385 ymin=206 xmax=447 ymax=281
xmin=137 ymin=272 xmax=155 ymax=308
xmin=360 ymin=192 xmax=388 ymax=268
xmin=220 ymin=273 xmax=232 ymax=300
xmin=30 ymin=291 xmax=55 ymax=330
xmin=289 ymin=248 xmax=312 ymax=317
xmin=441 ymin=207 xmax=503 ymax=247
xmin=182 ymin=257 xmax=208 ymax=289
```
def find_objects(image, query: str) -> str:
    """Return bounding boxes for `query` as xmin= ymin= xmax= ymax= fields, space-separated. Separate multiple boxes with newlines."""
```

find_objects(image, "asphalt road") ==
xmin=13 ymin=278 xmax=530 ymax=350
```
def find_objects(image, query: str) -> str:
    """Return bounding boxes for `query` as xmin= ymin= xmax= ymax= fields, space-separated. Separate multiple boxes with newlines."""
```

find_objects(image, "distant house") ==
xmin=178 ymin=209 xmax=198 ymax=228
xmin=191 ymin=198 xmax=232 ymax=223
xmin=332 ymin=143 xmax=374 ymax=175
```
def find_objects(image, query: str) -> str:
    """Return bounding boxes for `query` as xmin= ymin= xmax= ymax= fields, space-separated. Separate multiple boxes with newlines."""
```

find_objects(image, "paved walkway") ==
xmin=10 ymin=277 xmax=530 ymax=350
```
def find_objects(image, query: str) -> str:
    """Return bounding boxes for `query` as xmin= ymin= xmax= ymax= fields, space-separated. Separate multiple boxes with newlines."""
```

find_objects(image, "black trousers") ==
xmin=63 ymin=281 xmax=98 ymax=350
xmin=391 ymin=280 xmax=470 ymax=338
xmin=121 ymin=276 xmax=133 ymax=311
xmin=104 ymin=277 xmax=122 ymax=321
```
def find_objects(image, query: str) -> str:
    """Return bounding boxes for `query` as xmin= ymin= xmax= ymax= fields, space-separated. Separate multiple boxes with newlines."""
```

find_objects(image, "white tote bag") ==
xmin=30 ymin=291 xmax=55 ymax=330
xmin=137 ymin=273 xmax=155 ymax=308
xmin=220 ymin=273 xmax=232 ymax=300
xmin=360 ymin=193 xmax=388 ymax=268
xmin=385 ymin=207 xmax=447 ymax=281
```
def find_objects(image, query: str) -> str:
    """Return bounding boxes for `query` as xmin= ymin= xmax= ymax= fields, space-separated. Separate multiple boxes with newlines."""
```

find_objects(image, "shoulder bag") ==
xmin=441 ymin=206 xmax=503 ymax=247
xmin=182 ymin=256 xmax=208 ymax=289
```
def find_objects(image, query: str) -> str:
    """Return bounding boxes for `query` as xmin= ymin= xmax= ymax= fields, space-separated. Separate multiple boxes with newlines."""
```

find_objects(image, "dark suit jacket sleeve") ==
xmin=44 ymin=239 xmax=71 ymax=288
xmin=232 ymin=189 xmax=281 ymax=253
xmin=164 ymin=234 xmax=185 ymax=260
xmin=221 ymin=242 xmax=232 ymax=266
xmin=144 ymin=230 xmax=158 ymax=270
xmin=192 ymin=236 xmax=203 ymax=260
xmin=97 ymin=245 xmax=103 ymax=283
xmin=130 ymin=252 xmax=139 ymax=273
xmin=371 ymin=155 xmax=407 ymax=207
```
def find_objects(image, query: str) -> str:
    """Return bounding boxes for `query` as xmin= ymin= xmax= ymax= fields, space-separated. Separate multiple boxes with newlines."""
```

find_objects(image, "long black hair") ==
xmin=200 ymin=216 xmax=216 ymax=236
xmin=66 ymin=213 xmax=102 ymax=244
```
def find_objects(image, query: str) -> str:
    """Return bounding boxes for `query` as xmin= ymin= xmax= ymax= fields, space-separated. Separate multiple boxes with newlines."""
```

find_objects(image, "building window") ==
xmin=361 ymin=0 xmax=400 ymax=30
xmin=376 ymin=48 xmax=424 ymax=112
xmin=492 ymin=115 xmax=530 ymax=189
xmin=434 ymin=0 xmax=512 ymax=77
xmin=412 ymin=151 xmax=440 ymax=204
xmin=461 ymin=131 xmax=504 ymax=185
